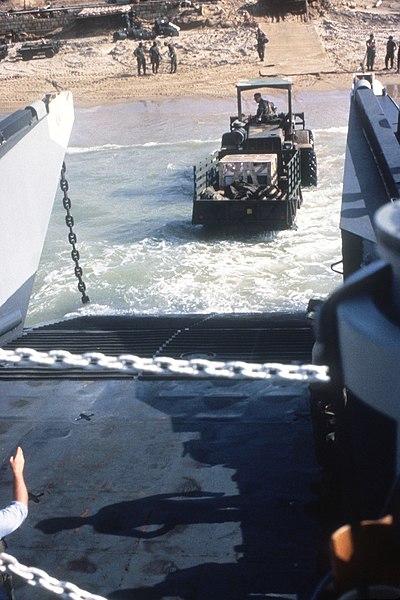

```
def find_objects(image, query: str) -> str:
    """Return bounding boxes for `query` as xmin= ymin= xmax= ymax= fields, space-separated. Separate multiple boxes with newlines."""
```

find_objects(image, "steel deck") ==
xmin=0 ymin=313 xmax=335 ymax=599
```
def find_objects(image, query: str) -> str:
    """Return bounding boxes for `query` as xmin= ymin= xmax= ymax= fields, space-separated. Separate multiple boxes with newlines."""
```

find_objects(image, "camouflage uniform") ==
xmin=256 ymin=28 xmax=268 ymax=61
xmin=134 ymin=43 xmax=146 ymax=75
xmin=366 ymin=34 xmax=376 ymax=71
xmin=168 ymin=43 xmax=177 ymax=73
xmin=149 ymin=42 xmax=162 ymax=74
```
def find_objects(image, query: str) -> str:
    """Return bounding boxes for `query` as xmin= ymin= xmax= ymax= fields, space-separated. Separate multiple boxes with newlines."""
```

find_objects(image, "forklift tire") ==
xmin=301 ymin=148 xmax=317 ymax=187
xmin=45 ymin=49 xmax=55 ymax=58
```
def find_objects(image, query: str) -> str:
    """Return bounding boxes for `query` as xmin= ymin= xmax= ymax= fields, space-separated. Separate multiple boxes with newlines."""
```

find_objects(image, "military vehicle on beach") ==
xmin=192 ymin=77 xmax=317 ymax=230
xmin=113 ymin=16 xmax=179 ymax=42
xmin=113 ymin=26 xmax=154 ymax=41
xmin=153 ymin=16 xmax=180 ymax=36
xmin=17 ymin=40 xmax=61 ymax=60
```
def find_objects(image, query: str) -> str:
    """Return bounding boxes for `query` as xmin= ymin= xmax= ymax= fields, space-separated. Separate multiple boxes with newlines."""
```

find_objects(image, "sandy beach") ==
xmin=0 ymin=0 xmax=399 ymax=111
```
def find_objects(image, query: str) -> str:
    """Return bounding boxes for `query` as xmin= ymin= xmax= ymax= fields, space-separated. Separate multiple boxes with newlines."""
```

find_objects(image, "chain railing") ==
xmin=0 ymin=552 xmax=107 ymax=600
xmin=0 ymin=347 xmax=330 ymax=384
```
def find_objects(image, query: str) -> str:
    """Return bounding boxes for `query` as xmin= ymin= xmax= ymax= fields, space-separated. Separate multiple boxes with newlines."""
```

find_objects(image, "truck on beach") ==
xmin=113 ymin=16 xmax=179 ymax=41
xmin=192 ymin=77 xmax=317 ymax=230
xmin=16 ymin=40 xmax=61 ymax=60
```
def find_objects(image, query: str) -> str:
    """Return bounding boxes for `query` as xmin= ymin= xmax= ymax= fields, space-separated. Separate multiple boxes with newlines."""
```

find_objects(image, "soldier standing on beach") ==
xmin=366 ymin=33 xmax=376 ymax=71
xmin=256 ymin=27 xmax=268 ymax=62
xmin=385 ymin=35 xmax=397 ymax=69
xmin=134 ymin=42 xmax=146 ymax=76
xmin=167 ymin=43 xmax=177 ymax=73
xmin=149 ymin=41 xmax=162 ymax=74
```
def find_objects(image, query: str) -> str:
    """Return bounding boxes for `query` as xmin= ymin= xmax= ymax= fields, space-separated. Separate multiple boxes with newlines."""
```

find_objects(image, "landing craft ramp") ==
xmin=0 ymin=314 xmax=333 ymax=599
xmin=2 ymin=313 xmax=315 ymax=378
xmin=259 ymin=21 xmax=334 ymax=76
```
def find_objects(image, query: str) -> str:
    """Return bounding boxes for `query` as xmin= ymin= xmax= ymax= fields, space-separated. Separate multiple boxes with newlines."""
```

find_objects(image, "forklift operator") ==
xmin=253 ymin=92 xmax=277 ymax=123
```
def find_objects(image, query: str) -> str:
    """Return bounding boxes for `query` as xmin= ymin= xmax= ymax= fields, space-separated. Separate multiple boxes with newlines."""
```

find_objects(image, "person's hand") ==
xmin=9 ymin=447 xmax=25 ymax=477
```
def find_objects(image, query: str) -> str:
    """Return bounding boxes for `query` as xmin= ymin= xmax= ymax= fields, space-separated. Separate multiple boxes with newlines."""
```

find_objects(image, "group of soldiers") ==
xmin=134 ymin=41 xmax=177 ymax=76
xmin=365 ymin=32 xmax=400 ymax=72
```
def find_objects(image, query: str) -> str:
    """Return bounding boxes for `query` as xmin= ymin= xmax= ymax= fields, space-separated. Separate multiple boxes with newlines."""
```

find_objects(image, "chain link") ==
xmin=0 ymin=552 xmax=107 ymax=599
xmin=0 ymin=347 xmax=330 ymax=384
xmin=60 ymin=162 xmax=90 ymax=305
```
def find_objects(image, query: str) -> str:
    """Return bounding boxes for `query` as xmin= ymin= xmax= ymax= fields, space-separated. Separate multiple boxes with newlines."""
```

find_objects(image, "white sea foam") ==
xmin=68 ymin=138 xmax=220 ymax=155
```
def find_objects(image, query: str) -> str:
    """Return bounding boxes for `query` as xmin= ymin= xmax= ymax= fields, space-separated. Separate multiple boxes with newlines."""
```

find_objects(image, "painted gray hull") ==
xmin=0 ymin=92 xmax=74 ymax=346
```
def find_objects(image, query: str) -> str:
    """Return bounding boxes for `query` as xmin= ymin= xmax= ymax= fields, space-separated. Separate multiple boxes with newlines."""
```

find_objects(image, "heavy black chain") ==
xmin=60 ymin=162 xmax=90 ymax=304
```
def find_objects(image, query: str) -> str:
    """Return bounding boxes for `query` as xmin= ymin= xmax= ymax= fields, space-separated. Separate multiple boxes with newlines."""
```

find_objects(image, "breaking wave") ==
xmin=68 ymin=138 xmax=220 ymax=155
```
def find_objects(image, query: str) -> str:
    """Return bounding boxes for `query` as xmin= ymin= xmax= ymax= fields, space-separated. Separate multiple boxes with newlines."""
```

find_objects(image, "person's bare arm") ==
xmin=9 ymin=447 xmax=28 ymax=508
